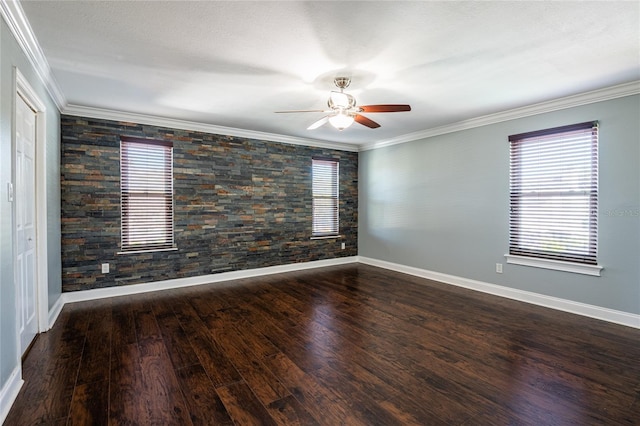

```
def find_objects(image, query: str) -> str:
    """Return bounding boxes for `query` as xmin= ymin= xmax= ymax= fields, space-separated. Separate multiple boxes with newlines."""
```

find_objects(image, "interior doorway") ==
xmin=15 ymin=90 xmax=38 ymax=354
xmin=13 ymin=68 xmax=49 ymax=356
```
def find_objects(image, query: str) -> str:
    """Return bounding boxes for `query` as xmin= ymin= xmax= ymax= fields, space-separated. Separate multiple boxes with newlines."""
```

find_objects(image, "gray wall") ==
xmin=0 ymin=15 xmax=61 ymax=400
xmin=359 ymin=95 xmax=640 ymax=315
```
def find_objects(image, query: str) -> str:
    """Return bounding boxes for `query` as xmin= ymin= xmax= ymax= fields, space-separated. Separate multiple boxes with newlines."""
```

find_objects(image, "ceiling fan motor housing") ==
xmin=334 ymin=77 xmax=351 ymax=90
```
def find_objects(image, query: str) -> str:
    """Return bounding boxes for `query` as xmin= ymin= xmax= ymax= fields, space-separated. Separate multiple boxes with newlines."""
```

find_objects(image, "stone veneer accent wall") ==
xmin=60 ymin=116 xmax=357 ymax=292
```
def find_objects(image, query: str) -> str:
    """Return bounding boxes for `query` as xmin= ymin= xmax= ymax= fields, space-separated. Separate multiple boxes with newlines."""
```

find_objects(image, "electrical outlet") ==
xmin=496 ymin=263 xmax=503 ymax=274
xmin=341 ymin=242 xmax=346 ymax=250
xmin=102 ymin=263 xmax=109 ymax=274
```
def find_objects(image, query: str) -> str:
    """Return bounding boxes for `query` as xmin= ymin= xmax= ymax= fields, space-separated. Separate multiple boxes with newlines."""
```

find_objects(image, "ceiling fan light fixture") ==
xmin=329 ymin=112 xmax=354 ymax=130
xmin=276 ymin=76 xmax=410 ymax=131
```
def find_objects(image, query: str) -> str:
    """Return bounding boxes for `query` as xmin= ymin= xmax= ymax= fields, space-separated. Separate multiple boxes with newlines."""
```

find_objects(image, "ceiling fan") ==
xmin=275 ymin=77 xmax=411 ymax=131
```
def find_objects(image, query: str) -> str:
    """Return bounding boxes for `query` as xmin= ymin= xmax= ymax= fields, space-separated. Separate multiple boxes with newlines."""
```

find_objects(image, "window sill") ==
xmin=310 ymin=235 xmax=342 ymax=240
xmin=505 ymin=254 xmax=602 ymax=276
xmin=118 ymin=247 xmax=178 ymax=255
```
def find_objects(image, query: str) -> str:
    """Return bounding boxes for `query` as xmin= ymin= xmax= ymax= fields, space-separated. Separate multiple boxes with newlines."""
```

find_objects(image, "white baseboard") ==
xmin=47 ymin=295 xmax=64 ymax=330
xmin=0 ymin=366 xmax=23 ymax=425
xmin=358 ymin=256 xmax=640 ymax=329
xmin=54 ymin=255 xmax=639 ymax=330
xmin=63 ymin=256 xmax=358 ymax=304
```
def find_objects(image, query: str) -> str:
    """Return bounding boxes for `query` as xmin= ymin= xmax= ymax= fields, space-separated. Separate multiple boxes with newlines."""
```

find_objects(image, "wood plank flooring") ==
xmin=5 ymin=264 xmax=640 ymax=425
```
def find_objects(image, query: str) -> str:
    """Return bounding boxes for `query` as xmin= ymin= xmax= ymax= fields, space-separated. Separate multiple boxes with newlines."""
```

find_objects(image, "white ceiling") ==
xmin=17 ymin=1 xmax=640 ymax=148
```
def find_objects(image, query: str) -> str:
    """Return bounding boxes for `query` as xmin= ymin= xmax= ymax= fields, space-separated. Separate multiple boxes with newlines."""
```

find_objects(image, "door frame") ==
xmin=13 ymin=68 xmax=49 ymax=340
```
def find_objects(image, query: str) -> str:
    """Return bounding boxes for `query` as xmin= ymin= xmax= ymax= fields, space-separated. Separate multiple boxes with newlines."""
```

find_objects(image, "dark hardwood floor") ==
xmin=5 ymin=264 xmax=640 ymax=425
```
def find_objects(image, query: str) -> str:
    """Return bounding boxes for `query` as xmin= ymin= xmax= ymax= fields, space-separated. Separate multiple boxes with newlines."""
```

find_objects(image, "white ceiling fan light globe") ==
xmin=328 ymin=112 xmax=355 ymax=131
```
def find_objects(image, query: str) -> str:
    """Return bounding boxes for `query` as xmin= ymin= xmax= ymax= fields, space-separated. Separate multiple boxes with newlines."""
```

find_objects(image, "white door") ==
xmin=15 ymin=93 xmax=38 ymax=354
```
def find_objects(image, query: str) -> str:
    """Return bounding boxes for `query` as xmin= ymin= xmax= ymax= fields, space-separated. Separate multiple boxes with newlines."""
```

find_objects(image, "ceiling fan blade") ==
xmin=307 ymin=116 xmax=329 ymax=130
xmin=359 ymin=104 xmax=411 ymax=113
xmin=355 ymin=114 xmax=381 ymax=129
xmin=274 ymin=109 xmax=327 ymax=113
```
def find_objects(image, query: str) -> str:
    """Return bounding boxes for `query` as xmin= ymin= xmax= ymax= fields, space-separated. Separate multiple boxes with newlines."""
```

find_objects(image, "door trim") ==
xmin=14 ymin=68 xmax=49 ymax=336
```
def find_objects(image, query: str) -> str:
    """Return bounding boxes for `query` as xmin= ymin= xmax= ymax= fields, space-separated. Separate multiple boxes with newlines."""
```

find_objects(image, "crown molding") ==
xmin=360 ymin=80 xmax=640 ymax=151
xmin=4 ymin=0 xmax=636 ymax=153
xmin=61 ymin=81 xmax=640 ymax=154
xmin=63 ymin=104 xmax=360 ymax=152
xmin=0 ymin=0 xmax=66 ymax=109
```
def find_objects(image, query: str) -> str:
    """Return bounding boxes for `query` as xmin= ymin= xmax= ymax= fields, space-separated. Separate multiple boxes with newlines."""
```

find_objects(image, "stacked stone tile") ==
xmin=61 ymin=116 xmax=358 ymax=292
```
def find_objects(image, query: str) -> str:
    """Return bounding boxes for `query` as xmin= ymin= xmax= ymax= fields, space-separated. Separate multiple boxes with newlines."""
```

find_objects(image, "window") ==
xmin=312 ymin=158 xmax=339 ymax=237
xmin=508 ymin=121 xmax=600 ymax=274
xmin=120 ymin=137 xmax=175 ymax=252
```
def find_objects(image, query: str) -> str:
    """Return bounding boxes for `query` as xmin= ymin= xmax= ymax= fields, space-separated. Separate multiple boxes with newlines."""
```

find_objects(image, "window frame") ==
xmin=505 ymin=121 xmax=602 ymax=276
xmin=119 ymin=137 xmax=176 ymax=254
xmin=311 ymin=158 xmax=340 ymax=238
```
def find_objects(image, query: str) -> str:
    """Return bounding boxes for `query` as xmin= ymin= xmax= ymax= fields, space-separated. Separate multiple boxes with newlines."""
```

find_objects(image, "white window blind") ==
xmin=312 ymin=158 xmax=339 ymax=237
xmin=509 ymin=121 xmax=598 ymax=265
xmin=120 ymin=137 xmax=174 ymax=252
